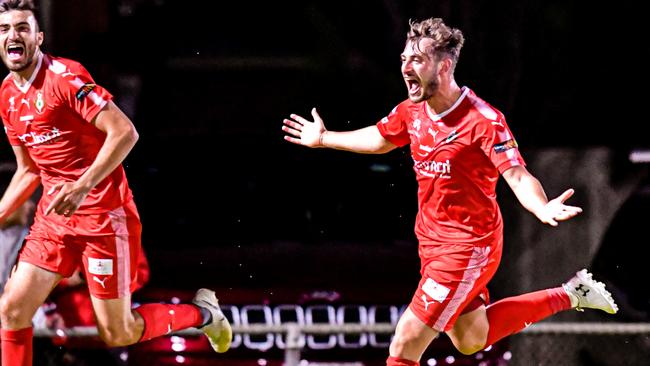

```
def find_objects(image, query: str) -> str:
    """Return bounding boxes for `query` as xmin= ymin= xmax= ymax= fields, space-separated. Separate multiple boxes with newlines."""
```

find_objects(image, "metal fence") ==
xmin=32 ymin=308 xmax=650 ymax=366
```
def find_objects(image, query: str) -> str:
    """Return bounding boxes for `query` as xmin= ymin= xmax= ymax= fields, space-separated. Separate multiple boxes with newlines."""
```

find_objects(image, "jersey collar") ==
xmin=425 ymin=86 xmax=469 ymax=121
xmin=13 ymin=52 xmax=44 ymax=94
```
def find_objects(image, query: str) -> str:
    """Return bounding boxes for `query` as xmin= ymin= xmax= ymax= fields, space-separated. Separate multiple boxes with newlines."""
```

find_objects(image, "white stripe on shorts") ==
xmin=109 ymin=206 xmax=131 ymax=298
xmin=433 ymin=246 xmax=491 ymax=331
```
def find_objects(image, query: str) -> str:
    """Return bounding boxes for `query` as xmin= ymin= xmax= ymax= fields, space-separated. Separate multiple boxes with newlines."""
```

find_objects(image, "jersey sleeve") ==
xmin=1 ymin=111 xmax=21 ymax=146
xmin=477 ymin=115 xmax=525 ymax=173
xmin=54 ymin=61 xmax=113 ymax=123
xmin=375 ymin=101 xmax=411 ymax=147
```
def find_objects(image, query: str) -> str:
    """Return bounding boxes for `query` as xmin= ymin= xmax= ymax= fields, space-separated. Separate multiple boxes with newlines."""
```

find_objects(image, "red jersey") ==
xmin=0 ymin=53 xmax=132 ymax=214
xmin=377 ymin=87 xmax=525 ymax=244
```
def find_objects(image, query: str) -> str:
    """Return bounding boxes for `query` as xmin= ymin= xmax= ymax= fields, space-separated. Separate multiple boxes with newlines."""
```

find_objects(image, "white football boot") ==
xmin=562 ymin=269 xmax=618 ymax=314
xmin=192 ymin=289 xmax=233 ymax=353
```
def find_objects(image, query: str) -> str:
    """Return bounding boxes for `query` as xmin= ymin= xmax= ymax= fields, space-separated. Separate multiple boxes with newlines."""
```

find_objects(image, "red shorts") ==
xmin=19 ymin=199 xmax=142 ymax=299
xmin=409 ymin=238 xmax=503 ymax=332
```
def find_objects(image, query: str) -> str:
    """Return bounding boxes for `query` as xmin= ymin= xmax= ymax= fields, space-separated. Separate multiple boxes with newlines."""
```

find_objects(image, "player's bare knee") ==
xmin=456 ymin=342 xmax=484 ymax=355
xmin=454 ymin=335 xmax=487 ymax=355
xmin=97 ymin=323 xmax=139 ymax=347
xmin=0 ymin=294 xmax=30 ymax=326
xmin=390 ymin=322 xmax=433 ymax=356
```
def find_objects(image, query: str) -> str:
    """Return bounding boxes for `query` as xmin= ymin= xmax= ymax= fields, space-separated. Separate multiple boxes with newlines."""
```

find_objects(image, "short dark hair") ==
xmin=0 ymin=0 xmax=36 ymax=12
xmin=0 ymin=0 xmax=39 ymax=19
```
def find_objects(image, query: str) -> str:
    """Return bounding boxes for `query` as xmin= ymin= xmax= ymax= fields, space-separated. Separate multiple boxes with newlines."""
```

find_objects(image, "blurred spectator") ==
xmin=0 ymin=200 xmax=34 ymax=296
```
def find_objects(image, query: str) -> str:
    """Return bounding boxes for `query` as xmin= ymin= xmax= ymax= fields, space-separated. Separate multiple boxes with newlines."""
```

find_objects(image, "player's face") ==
xmin=401 ymin=38 xmax=440 ymax=103
xmin=0 ymin=10 xmax=43 ymax=72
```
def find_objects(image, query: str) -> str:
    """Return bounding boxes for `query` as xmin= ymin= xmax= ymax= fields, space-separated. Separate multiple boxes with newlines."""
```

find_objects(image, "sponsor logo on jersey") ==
xmin=17 ymin=128 xmax=61 ymax=147
xmin=75 ymin=83 xmax=96 ymax=101
xmin=493 ymin=139 xmax=518 ymax=153
xmin=414 ymin=159 xmax=452 ymax=178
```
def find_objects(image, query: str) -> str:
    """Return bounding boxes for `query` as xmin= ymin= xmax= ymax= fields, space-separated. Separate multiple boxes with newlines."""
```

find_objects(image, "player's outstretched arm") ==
xmin=282 ymin=108 xmax=396 ymax=154
xmin=502 ymin=165 xmax=582 ymax=226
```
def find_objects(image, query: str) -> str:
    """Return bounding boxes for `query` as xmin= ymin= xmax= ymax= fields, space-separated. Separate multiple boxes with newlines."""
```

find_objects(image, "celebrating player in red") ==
xmin=283 ymin=17 xmax=618 ymax=365
xmin=0 ymin=1 xmax=231 ymax=365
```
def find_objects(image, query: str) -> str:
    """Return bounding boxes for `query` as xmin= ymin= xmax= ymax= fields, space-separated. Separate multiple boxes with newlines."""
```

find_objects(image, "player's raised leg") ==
xmin=90 ymin=290 xmax=232 ymax=352
xmin=485 ymin=269 xmax=617 ymax=347
xmin=0 ymin=262 xmax=62 ymax=366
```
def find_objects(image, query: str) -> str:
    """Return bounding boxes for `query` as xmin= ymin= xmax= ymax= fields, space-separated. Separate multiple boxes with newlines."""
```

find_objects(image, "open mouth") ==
xmin=6 ymin=44 xmax=25 ymax=61
xmin=405 ymin=78 xmax=421 ymax=95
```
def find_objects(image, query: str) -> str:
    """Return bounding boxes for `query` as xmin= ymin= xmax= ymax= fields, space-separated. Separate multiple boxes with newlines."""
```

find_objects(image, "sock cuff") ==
xmin=387 ymin=356 xmax=420 ymax=366
xmin=1 ymin=327 xmax=33 ymax=341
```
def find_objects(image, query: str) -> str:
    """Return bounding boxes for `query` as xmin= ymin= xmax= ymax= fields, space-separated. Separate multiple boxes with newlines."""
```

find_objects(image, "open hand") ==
xmin=537 ymin=188 xmax=583 ymax=226
xmin=45 ymin=182 xmax=90 ymax=217
xmin=282 ymin=108 xmax=326 ymax=147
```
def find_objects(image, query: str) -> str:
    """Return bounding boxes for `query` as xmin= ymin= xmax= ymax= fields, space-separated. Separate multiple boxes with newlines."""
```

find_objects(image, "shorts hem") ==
xmin=17 ymin=258 xmax=73 ymax=278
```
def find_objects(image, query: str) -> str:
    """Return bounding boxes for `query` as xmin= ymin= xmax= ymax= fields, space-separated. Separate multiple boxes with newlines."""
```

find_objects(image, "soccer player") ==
xmin=282 ymin=17 xmax=618 ymax=365
xmin=0 ymin=1 xmax=231 ymax=365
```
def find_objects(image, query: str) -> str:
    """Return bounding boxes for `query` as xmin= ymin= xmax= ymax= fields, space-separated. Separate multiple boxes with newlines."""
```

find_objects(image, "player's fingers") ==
xmin=562 ymin=205 xmax=582 ymax=213
xmin=311 ymin=107 xmax=321 ymax=121
xmin=283 ymin=120 xmax=303 ymax=131
xmin=55 ymin=201 xmax=73 ymax=215
xmin=289 ymin=114 xmax=311 ymax=125
xmin=546 ymin=218 xmax=558 ymax=226
xmin=45 ymin=194 xmax=64 ymax=215
xmin=282 ymin=125 xmax=301 ymax=137
xmin=64 ymin=206 xmax=79 ymax=217
xmin=283 ymin=135 xmax=303 ymax=145
xmin=556 ymin=188 xmax=575 ymax=203
xmin=47 ymin=182 xmax=65 ymax=196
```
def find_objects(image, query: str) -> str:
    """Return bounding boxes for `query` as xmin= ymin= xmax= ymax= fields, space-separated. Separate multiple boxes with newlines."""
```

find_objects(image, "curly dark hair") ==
xmin=407 ymin=18 xmax=464 ymax=70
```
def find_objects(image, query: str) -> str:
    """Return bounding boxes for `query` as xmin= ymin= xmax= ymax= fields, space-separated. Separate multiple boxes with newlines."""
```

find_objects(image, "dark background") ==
xmin=1 ymin=0 xmax=648 ymax=307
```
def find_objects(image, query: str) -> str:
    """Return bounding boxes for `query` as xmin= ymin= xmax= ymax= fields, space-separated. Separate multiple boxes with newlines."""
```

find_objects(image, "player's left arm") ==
xmin=501 ymin=165 xmax=582 ymax=226
xmin=45 ymin=101 xmax=138 ymax=216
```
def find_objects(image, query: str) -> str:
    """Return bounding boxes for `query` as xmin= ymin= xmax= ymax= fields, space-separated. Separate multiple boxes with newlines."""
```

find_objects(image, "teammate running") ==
xmin=0 ymin=1 xmax=230 ymax=365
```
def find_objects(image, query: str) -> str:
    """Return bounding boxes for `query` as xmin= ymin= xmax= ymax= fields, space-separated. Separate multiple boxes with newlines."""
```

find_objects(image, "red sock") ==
xmin=1 ymin=327 xmax=33 ymax=366
xmin=133 ymin=304 xmax=203 ymax=342
xmin=386 ymin=356 xmax=419 ymax=366
xmin=485 ymin=287 xmax=571 ymax=346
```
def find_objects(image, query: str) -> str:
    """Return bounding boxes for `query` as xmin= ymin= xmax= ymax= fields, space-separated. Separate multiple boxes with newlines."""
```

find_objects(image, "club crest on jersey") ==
xmin=76 ymin=83 xmax=96 ymax=101
xmin=34 ymin=91 xmax=45 ymax=113
xmin=493 ymin=139 xmax=518 ymax=153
